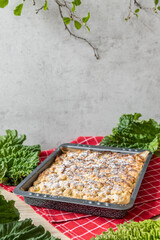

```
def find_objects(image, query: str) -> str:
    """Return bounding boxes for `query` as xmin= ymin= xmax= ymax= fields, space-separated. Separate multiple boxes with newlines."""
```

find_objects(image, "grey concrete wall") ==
xmin=0 ymin=0 xmax=160 ymax=149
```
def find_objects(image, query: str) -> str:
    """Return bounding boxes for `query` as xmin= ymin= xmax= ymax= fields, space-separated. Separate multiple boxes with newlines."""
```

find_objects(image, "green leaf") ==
xmin=14 ymin=3 xmax=23 ymax=16
xmin=72 ymin=0 xmax=81 ymax=6
xmin=92 ymin=219 xmax=160 ymax=240
xmin=0 ymin=192 xmax=60 ymax=239
xmin=155 ymin=0 xmax=159 ymax=5
xmin=0 ymin=219 xmax=60 ymax=239
xmin=100 ymin=113 xmax=160 ymax=153
xmin=72 ymin=3 xmax=75 ymax=12
xmin=0 ymin=191 xmax=20 ymax=223
xmin=149 ymin=133 xmax=160 ymax=153
xmin=0 ymin=0 xmax=8 ymax=8
xmin=0 ymin=130 xmax=26 ymax=148
xmin=63 ymin=17 xmax=71 ymax=25
xmin=0 ymin=130 xmax=41 ymax=185
xmin=82 ymin=12 xmax=90 ymax=23
xmin=157 ymin=6 xmax=160 ymax=10
xmin=86 ymin=26 xmax=90 ymax=32
xmin=43 ymin=0 xmax=47 ymax=10
xmin=135 ymin=8 xmax=139 ymax=13
xmin=0 ymin=161 xmax=7 ymax=180
xmin=74 ymin=20 xmax=82 ymax=30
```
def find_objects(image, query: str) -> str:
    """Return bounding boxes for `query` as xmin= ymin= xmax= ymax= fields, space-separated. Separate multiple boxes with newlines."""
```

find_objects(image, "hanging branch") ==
xmin=125 ymin=0 xmax=160 ymax=20
xmin=134 ymin=0 xmax=142 ymax=9
xmin=36 ymin=6 xmax=44 ymax=14
xmin=36 ymin=0 xmax=48 ymax=14
xmin=1 ymin=0 xmax=160 ymax=60
xmin=55 ymin=0 xmax=99 ymax=60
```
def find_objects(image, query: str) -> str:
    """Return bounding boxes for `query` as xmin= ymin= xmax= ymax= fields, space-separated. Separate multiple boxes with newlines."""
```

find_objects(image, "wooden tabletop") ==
xmin=0 ymin=187 xmax=70 ymax=240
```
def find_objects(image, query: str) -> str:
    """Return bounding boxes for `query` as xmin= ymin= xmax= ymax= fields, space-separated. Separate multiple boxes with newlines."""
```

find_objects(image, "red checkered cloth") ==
xmin=1 ymin=136 xmax=160 ymax=240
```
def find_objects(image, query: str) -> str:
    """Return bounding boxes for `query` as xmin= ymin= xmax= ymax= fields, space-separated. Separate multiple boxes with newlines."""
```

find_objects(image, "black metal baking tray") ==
xmin=13 ymin=143 xmax=152 ymax=219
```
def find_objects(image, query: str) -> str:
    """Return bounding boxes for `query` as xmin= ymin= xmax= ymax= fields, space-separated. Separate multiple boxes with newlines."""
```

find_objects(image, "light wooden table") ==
xmin=0 ymin=187 xmax=70 ymax=240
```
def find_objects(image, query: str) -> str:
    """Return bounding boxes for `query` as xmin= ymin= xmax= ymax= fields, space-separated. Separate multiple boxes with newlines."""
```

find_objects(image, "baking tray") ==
xmin=13 ymin=143 xmax=152 ymax=218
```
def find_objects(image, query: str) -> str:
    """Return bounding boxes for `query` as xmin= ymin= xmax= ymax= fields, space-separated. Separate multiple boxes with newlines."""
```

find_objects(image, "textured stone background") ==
xmin=0 ymin=0 xmax=160 ymax=149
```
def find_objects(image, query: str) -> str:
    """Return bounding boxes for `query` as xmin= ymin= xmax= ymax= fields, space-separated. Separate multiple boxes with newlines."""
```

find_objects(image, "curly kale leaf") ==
xmin=0 ymin=130 xmax=41 ymax=185
xmin=100 ymin=113 xmax=160 ymax=153
xmin=0 ymin=130 xmax=26 ymax=148
xmin=91 ymin=219 xmax=160 ymax=240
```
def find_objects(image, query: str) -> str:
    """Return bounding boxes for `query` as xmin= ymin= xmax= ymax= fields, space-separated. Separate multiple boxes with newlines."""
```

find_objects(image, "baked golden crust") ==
xmin=28 ymin=149 xmax=149 ymax=204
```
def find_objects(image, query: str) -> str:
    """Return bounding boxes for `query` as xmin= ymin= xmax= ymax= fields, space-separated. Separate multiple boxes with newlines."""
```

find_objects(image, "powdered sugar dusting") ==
xmin=29 ymin=149 xmax=146 ymax=204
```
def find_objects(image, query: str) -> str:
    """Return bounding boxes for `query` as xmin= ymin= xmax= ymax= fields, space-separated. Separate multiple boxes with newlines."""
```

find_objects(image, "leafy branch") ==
xmin=1 ymin=0 xmax=160 ymax=59
xmin=55 ymin=0 xmax=99 ymax=59
xmin=36 ymin=0 xmax=48 ymax=14
xmin=0 ymin=0 xmax=99 ymax=59
xmin=125 ymin=0 xmax=160 ymax=21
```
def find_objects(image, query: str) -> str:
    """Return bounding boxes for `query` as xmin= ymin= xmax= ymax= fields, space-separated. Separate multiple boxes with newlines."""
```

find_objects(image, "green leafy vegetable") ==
xmin=0 ymin=0 xmax=8 ymax=8
xmin=0 ymin=191 xmax=20 ymax=223
xmin=100 ymin=113 xmax=160 ymax=153
xmin=0 ymin=219 xmax=60 ymax=239
xmin=14 ymin=3 xmax=23 ymax=16
xmin=0 ymin=130 xmax=41 ymax=185
xmin=0 ymin=129 xmax=26 ymax=148
xmin=91 ymin=219 xmax=160 ymax=240
xmin=0 ymin=191 xmax=60 ymax=239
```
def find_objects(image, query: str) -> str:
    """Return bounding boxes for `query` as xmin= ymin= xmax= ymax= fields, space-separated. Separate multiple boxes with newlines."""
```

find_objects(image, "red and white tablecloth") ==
xmin=1 ymin=136 xmax=160 ymax=240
